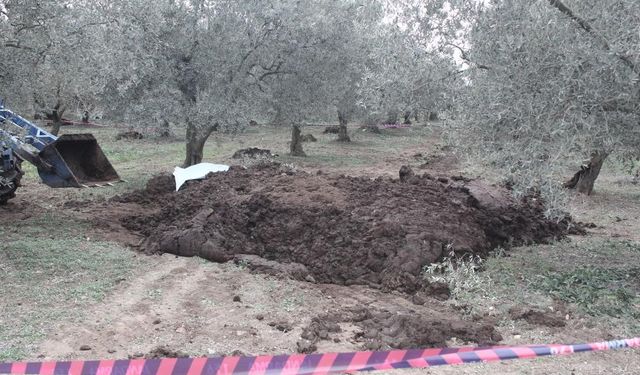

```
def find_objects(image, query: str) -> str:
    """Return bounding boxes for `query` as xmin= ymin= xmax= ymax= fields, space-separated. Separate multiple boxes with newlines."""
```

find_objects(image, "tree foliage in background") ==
xmin=1 ymin=0 xmax=113 ymax=134
xmin=360 ymin=1 xmax=459 ymax=125
xmin=1 ymin=0 xmax=456 ymax=165
xmin=442 ymin=0 xmax=639 ymax=213
xmin=8 ymin=0 xmax=636 ymax=211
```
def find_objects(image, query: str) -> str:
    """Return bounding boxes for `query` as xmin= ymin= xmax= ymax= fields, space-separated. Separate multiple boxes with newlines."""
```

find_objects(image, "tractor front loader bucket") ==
xmin=36 ymin=134 xmax=120 ymax=188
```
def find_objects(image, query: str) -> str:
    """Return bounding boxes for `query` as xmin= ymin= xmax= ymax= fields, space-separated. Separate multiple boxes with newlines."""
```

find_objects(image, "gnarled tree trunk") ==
xmin=49 ymin=111 xmax=64 ymax=136
xmin=290 ymin=125 xmax=306 ymax=157
xmin=183 ymin=119 xmax=218 ymax=167
xmin=564 ymin=151 xmax=608 ymax=195
xmin=337 ymin=110 xmax=351 ymax=142
xmin=403 ymin=111 xmax=412 ymax=125
xmin=35 ymin=99 xmax=66 ymax=136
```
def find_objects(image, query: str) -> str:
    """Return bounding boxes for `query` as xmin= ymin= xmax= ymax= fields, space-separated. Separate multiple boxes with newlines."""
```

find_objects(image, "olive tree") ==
xmin=266 ymin=1 xmax=389 ymax=143
xmin=107 ymin=0 xmax=391 ymax=165
xmin=442 ymin=0 xmax=639 ymax=213
xmin=359 ymin=26 xmax=457 ymax=126
xmin=102 ymin=0 xmax=309 ymax=166
xmin=0 ymin=0 xmax=112 ymax=134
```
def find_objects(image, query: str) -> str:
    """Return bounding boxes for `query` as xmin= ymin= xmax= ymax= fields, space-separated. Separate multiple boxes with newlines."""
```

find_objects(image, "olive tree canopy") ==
xmin=441 ymin=0 xmax=640 ymax=214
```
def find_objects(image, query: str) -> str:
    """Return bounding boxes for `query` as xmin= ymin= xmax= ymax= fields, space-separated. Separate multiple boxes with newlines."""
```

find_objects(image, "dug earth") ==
xmin=73 ymin=163 xmax=582 ymax=352
xmin=117 ymin=164 xmax=575 ymax=294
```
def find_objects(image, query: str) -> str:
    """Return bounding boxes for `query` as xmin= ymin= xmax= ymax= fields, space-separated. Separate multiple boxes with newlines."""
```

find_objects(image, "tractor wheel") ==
xmin=0 ymin=161 xmax=23 ymax=205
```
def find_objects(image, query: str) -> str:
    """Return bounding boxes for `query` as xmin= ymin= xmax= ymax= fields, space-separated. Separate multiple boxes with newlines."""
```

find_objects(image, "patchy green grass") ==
xmin=533 ymin=266 xmax=639 ymax=318
xmin=438 ymin=238 xmax=640 ymax=337
xmin=0 ymin=213 xmax=149 ymax=361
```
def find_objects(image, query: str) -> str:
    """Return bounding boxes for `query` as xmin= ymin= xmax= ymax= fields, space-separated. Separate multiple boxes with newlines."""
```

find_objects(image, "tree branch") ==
xmin=11 ymin=18 xmax=47 ymax=34
xmin=446 ymin=43 xmax=490 ymax=70
xmin=3 ymin=41 xmax=34 ymax=51
xmin=548 ymin=0 xmax=593 ymax=33
xmin=548 ymin=0 xmax=640 ymax=76
xmin=66 ymin=20 xmax=114 ymax=37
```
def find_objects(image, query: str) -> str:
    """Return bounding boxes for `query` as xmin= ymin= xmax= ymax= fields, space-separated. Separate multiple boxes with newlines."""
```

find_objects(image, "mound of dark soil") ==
xmin=508 ymin=306 xmax=567 ymax=328
xmin=116 ymin=173 xmax=175 ymax=205
xmin=119 ymin=164 xmax=574 ymax=293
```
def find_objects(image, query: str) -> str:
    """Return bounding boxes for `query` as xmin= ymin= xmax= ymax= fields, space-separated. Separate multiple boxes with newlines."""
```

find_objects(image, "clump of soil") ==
xmin=140 ymin=346 xmax=190 ymax=359
xmin=116 ymin=173 xmax=175 ymax=205
xmin=118 ymin=164 xmax=575 ymax=293
xmin=323 ymin=126 xmax=340 ymax=134
xmin=509 ymin=306 xmax=567 ymax=328
xmin=115 ymin=130 xmax=144 ymax=141
xmin=268 ymin=321 xmax=294 ymax=333
xmin=299 ymin=306 xmax=501 ymax=351
xmin=232 ymin=147 xmax=274 ymax=159
xmin=301 ymin=134 xmax=317 ymax=142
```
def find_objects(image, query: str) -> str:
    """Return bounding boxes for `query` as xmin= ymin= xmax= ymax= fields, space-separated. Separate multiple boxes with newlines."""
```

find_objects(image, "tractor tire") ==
xmin=0 ymin=161 xmax=23 ymax=205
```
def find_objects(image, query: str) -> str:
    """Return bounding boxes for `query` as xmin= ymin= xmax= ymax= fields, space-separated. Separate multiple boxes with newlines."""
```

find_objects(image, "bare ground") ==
xmin=2 ymin=124 xmax=639 ymax=374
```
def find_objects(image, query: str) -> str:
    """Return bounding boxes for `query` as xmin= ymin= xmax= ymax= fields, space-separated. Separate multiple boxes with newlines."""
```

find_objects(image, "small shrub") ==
xmin=423 ymin=250 xmax=485 ymax=298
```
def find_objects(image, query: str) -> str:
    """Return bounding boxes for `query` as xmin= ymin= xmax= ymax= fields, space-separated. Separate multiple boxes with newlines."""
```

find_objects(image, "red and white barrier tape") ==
xmin=1 ymin=337 xmax=638 ymax=375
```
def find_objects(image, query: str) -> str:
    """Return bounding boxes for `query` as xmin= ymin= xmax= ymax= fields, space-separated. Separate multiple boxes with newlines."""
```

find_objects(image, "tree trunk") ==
xmin=564 ymin=151 xmax=608 ymax=195
xmin=271 ymin=105 xmax=285 ymax=126
xmin=82 ymin=111 xmax=90 ymax=123
xmin=403 ymin=111 xmax=412 ymax=125
xmin=160 ymin=118 xmax=171 ymax=138
xmin=48 ymin=102 xmax=66 ymax=136
xmin=386 ymin=110 xmax=398 ymax=124
xmin=50 ymin=118 xmax=63 ymax=136
xmin=337 ymin=110 xmax=351 ymax=142
xmin=183 ymin=119 xmax=218 ymax=167
xmin=290 ymin=125 xmax=306 ymax=157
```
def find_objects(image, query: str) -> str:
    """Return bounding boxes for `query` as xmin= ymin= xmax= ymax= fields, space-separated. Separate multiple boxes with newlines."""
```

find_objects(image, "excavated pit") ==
xmin=117 ymin=164 xmax=576 ymax=294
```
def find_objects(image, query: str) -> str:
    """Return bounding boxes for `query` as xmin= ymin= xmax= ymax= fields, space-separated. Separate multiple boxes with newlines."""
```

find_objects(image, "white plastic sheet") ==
xmin=173 ymin=163 xmax=230 ymax=191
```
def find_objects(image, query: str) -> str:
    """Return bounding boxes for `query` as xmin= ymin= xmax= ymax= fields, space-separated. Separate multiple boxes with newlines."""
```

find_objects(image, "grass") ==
xmin=533 ymin=266 xmax=639 ymax=318
xmin=0 ymin=213 xmax=149 ymax=361
xmin=433 ymin=238 xmax=640 ymax=337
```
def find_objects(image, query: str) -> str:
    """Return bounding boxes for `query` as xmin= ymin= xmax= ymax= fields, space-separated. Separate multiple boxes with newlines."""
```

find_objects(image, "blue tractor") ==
xmin=0 ymin=100 xmax=120 ymax=204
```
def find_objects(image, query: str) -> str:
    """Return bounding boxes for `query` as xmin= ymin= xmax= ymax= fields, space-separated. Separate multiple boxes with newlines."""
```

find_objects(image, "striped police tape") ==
xmin=1 ymin=337 xmax=638 ymax=375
